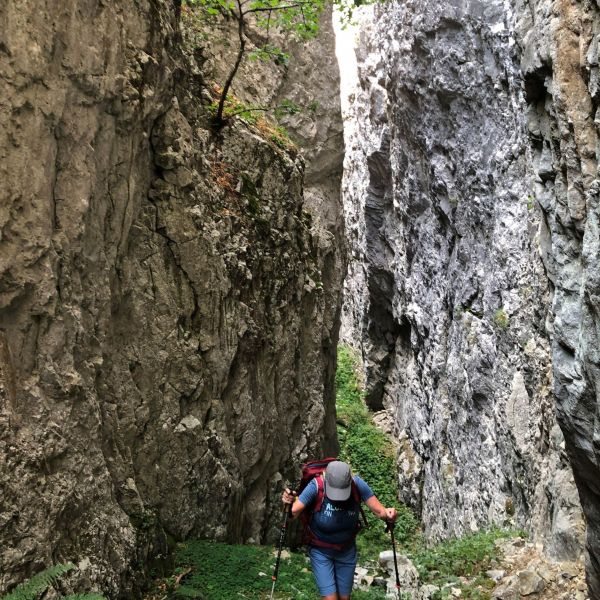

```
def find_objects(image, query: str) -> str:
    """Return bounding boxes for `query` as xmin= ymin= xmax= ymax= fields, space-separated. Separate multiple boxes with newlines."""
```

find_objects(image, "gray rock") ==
xmin=517 ymin=570 xmax=545 ymax=595
xmin=378 ymin=551 xmax=420 ymax=588
xmin=492 ymin=575 xmax=520 ymax=600
xmin=341 ymin=0 xmax=585 ymax=571
xmin=0 ymin=0 xmax=345 ymax=595
xmin=486 ymin=570 xmax=507 ymax=582
xmin=418 ymin=584 xmax=441 ymax=600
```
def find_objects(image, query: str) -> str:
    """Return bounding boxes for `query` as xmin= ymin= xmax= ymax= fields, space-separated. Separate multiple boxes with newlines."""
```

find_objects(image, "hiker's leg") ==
xmin=332 ymin=545 xmax=357 ymax=600
xmin=308 ymin=547 xmax=337 ymax=598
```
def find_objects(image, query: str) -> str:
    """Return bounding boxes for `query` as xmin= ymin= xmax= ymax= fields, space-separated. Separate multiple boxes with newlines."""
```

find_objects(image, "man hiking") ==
xmin=281 ymin=460 xmax=398 ymax=600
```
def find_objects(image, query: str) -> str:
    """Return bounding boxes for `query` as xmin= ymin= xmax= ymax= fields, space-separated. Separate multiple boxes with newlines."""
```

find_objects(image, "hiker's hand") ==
xmin=385 ymin=507 xmax=397 ymax=522
xmin=282 ymin=488 xmax=297 ymax=505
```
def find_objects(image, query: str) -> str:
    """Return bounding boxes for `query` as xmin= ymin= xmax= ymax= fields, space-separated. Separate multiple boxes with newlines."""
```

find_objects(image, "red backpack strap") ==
xmin=314 ymin=474 xmax=325 ymax=514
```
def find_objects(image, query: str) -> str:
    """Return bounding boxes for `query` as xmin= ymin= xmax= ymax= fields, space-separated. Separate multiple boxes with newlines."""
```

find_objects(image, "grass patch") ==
xmin=410 ymin=528 xmax=526 ymax=599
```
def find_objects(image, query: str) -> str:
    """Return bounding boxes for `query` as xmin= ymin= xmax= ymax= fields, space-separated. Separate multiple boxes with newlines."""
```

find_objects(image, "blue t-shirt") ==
xmin=299 ymin=475 xmax=374 ymax=545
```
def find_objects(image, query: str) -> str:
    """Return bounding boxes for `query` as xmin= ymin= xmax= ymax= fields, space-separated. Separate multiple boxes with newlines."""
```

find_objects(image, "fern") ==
xmin=173 ymin=585 xmax=206 ymax=598
xmin=3 ymin=564 xmax=76 ymax=600
xmin=1 ymin=564 xmax=105 ymax=600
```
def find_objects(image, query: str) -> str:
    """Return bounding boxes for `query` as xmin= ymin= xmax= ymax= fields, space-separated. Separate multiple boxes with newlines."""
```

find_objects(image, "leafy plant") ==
xmin=410 ymin=528 xmax=520 ymax=584
xmin=171 ymin=540 xmax=317 ymax=599
xmin=183 ymin=0 xmax=374 ymax=126
xmin=1 ymin=564 xmax=104 ymax=600
xmin=492 ymin=308 xmax=509 ymax=330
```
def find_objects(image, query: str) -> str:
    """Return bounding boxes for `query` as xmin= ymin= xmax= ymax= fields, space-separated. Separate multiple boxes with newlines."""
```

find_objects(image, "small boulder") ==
xmin=418 ymin=584 xmax=441 ymax=600
xmin=492 ymin=575 xmax=520 ymax=600
xmin=517 ymin=570 xmax=545 ymax=596
xmin=378 ymin=552 xmax=420 ymax=588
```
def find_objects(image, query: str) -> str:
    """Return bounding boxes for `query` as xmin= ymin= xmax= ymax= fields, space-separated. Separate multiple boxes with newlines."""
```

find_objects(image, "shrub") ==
xmin=410 ymin=528 xmax=519 ymax=583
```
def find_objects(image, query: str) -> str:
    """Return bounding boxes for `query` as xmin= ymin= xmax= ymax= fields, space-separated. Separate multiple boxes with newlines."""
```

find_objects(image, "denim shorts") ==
xmin=308 ymin=544 xmax=357 ymax=596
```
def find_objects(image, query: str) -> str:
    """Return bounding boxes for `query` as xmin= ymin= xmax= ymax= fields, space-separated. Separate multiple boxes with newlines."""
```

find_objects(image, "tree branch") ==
xmin=243 ymin=3 xmax=308 ymax=14
xmin=216 ymin=0 xmax=248 ymax=124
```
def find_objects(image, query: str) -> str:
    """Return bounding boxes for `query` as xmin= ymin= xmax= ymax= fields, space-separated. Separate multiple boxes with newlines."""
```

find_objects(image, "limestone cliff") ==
xmin=0 ymin=0 xmax=344 ymax=595
xmin=342 ymin=0 xmax=586 ymax=580
xmin=515 ymin=0 xmax=600 ymax=595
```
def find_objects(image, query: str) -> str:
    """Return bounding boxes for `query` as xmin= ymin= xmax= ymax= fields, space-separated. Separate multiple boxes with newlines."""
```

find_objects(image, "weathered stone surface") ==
xmin=342 ymin=0 xmax=584 ymax=571
xmin=513 ymin=0 xmax=600 ymax=595
xmin=0 ymin=0 xmax=344 ymax=595
xmin=517 ymin=569 xmax=545 ymax=595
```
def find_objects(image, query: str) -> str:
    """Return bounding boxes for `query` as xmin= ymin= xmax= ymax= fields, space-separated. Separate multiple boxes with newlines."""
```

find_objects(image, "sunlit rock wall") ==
xmin=342 ymin=0 xmax=585 ymax=575
xmin=514 ymin=0 xmax=600 ymax=594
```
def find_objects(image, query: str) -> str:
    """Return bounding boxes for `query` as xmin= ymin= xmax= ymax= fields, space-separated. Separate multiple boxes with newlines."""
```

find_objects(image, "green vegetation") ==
xmin=492 ymin=308 xmax=509 ymax=330
xmin=412 ymin=529 xmax=517 ymax=582
xmin=336 ymin=346 xmax=418 ymax=560
xmin=1 ymin=564 xmax=104 ymax=600
xmin=206 ymin=94 xmax=299 ymax=127
xmin=169 ymin=540 xmax=317 ymax=599
xmin=183 ymin=0 xmax=375 ymax=125
xmin=410 ymin=529 xmax=526 ymax=600
xmin=152 ymin=345 xmax=523 ymax=599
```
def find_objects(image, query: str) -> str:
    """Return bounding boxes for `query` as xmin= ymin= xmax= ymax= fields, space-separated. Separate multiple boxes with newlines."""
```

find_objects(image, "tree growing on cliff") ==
xmin=183 ymin=0 xmax=365 ymax=126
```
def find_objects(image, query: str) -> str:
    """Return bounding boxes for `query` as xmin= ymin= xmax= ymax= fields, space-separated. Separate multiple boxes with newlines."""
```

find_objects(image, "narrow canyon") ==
xmin=1 ymin=0 xmax=599 ymax=598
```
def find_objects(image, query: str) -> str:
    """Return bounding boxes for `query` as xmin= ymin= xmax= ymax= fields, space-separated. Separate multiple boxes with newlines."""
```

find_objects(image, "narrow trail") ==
xmin=142 ymin=347 xmax=589 ymax=599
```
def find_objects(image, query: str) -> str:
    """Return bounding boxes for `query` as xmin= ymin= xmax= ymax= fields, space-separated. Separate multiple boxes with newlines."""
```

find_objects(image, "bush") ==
xmin=411 ymin=528 xmax=521 ymax=583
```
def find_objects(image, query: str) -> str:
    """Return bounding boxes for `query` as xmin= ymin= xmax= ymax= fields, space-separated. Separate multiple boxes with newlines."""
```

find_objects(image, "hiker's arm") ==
xmin=282 ymin=488 xmax=306 ymax=519
xmin=365 ymin=495 xmax=398 ymax=522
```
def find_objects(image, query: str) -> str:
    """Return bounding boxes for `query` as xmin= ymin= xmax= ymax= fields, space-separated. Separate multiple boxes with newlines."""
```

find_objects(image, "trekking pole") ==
xmin=385 ymin=520 xmax=401 ymax=590
xmin=270 ymin=486 xmax=295 ymax=600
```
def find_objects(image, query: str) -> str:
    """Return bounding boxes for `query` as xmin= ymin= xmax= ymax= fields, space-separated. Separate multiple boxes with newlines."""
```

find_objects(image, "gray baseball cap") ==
xmin=324 ymin=461 xmax=352 ymax=501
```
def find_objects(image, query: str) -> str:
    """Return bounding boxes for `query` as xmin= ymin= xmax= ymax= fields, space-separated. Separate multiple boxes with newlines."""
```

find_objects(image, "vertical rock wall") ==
xmin=0 ymin=0 xmax=344 ymax=595
xmin=342 ymin=0 xmax=585 ymax=574
xmin=514 ymin=0 xmax=600 ymax=594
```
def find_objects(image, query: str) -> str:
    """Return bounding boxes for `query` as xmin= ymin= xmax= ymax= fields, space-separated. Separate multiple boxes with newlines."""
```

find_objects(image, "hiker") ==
xmin=281 ymin=460 xmax=397 ymax=600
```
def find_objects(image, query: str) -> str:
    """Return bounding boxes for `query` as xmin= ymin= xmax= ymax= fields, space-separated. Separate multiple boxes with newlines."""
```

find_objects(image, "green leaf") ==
xmin=3 ymin=564 xmax=76 ymax=600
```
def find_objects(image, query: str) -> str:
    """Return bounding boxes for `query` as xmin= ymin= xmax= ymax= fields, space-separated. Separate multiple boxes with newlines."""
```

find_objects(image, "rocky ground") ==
xmin=489 ymin=538 xmax=588 ymax=600
xmin=353 ymin=537 xmax=588 ymax=599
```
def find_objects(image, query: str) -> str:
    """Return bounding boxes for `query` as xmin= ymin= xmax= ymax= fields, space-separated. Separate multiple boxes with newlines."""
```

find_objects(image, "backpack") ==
xmin=298 ymin=457 xmax=368 ymax=551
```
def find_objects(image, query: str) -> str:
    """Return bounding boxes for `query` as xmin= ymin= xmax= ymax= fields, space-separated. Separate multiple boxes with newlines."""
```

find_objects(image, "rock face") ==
xmin=514 ymin=1 xmax=600 ymax=596
xmin=342 ymin=0 xmax=586 ymax=579
xmin=0 ymin=0 xmax=343 ymax=595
